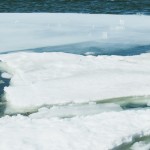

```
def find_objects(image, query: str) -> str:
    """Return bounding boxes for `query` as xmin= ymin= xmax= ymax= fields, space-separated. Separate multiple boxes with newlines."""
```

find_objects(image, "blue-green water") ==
xmin=0 ymin=0 xmax=149 ymax=14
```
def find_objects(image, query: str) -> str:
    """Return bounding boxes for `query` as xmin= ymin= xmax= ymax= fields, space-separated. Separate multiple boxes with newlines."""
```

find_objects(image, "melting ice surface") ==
xmin=0 ymin=13 xmax=150 ymax=150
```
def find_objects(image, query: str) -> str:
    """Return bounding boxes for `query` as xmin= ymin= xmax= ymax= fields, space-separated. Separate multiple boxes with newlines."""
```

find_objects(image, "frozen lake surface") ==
xmin=0 ymin=13 xmax=150 ymax=150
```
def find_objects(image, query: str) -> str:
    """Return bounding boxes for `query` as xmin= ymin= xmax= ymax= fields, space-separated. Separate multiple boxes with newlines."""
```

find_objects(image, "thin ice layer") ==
xmin=0 ymin=52 xmax=150 ymax=110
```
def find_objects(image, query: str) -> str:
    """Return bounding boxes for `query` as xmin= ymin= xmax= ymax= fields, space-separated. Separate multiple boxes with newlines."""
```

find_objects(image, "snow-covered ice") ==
xmin=0 ymin=13 xmax=150 ymax=150
xmin=0 ymin=109 xmax=150 ymax=150
xmin=0 ymin=52 xmax=150 ymax=112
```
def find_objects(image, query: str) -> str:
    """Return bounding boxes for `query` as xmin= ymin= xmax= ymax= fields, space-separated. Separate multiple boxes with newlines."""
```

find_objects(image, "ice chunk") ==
xmin=29 ymin=103 xmax=122 ymax=119
xmin=1 ymin=72 xmax=12 ymax=79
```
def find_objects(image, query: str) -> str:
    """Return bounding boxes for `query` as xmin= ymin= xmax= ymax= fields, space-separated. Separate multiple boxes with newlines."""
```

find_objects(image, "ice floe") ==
xmin=0 ymin=52 xmax=150 ymax=112
xmin=0 ymin=109 xmax=150 ymax=150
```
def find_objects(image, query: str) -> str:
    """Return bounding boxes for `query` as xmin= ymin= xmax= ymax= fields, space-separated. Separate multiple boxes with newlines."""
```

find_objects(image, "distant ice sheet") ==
xmin=0 ymin=52 xmax=150 ymax=112
xmin=0 ymin=13 xmax=150 ymax=53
